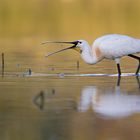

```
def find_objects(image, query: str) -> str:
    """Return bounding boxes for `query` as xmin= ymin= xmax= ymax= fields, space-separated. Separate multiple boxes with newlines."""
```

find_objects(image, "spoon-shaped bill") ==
xmin=45 ymin=45 xmax=76 ymax=58
xmin=41 ymin=41 xmax=79 ymax=45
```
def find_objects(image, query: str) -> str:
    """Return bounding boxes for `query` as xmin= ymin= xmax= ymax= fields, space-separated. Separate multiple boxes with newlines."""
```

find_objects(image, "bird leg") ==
xmin=128 ymin=54 xmax=140 ymax=76
xmin=136 ymin=76 xmax=140 ymax=89
xmin=117 ymin=76 xmax=121 ymax=86
xmin=115 ymin=58 xmax=121 ymax=77
xmin=117 ymin=63 xmax=121 ymax=77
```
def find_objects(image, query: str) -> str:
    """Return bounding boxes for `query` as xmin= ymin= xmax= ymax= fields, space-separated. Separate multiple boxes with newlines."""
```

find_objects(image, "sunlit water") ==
xmin=1 ymin=0 xmax=140 ymax=139
xmin=0 ymin=47 xmax=140 ymax=140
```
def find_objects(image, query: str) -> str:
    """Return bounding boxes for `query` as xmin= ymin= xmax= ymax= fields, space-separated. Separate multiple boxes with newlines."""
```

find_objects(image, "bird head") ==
xmin=41 ymin=40 xmax=87 ymax=57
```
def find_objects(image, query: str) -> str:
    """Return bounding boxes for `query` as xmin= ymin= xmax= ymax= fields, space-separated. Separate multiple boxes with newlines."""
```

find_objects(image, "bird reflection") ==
xmin=78 ymin=85 xmax=140 ymax=119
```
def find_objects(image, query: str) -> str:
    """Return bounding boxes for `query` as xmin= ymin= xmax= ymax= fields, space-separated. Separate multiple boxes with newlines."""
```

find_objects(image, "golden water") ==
xmin=1 ymin=0 xmax=140 ymax=139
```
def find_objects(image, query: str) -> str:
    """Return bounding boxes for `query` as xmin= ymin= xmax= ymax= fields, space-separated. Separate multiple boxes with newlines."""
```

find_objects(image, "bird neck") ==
xmin=81 ymin=44 xmax=99 ymax=64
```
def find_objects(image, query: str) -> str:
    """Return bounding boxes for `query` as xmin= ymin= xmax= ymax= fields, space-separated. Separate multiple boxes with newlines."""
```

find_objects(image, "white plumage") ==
xmin=93 ymin=34 xmax=140 ymax=59
xmin=42 ymin=34 xmax=140 ymax=76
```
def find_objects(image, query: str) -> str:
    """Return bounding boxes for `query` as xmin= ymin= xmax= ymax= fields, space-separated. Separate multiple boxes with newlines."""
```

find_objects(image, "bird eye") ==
xmin=79 ymin=41 xmax=82 ymax=44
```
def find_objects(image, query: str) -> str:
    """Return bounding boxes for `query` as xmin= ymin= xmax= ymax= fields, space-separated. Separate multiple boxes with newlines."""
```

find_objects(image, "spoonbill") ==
xmin=42 ymin=34 xmax=140 ymax=76
xmin=78 ymin=86 xmax=140 ymax=119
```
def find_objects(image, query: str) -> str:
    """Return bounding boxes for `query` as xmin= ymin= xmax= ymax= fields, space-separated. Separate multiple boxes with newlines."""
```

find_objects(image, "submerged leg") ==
xmin=128 ymin=54 xmax=140 ymax=76
xmin=136 ymin=63 xmax=140 ymax=75
xmin=115 ymin=58 xmax=121 ymax=77
xmin=136 ymin=76 xmax=140 ymax=89
xmin=117 ymin=76 xmax=121 ymax=86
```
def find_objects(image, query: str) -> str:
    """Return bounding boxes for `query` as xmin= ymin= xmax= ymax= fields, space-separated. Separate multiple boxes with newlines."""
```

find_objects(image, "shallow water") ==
xmin=0 ymin=74 xmax=140 ymax=140
xmin=1 ymin=0 xmax=140 ymax=139
xmin=0 ymin=46 xmax=140 ymax=140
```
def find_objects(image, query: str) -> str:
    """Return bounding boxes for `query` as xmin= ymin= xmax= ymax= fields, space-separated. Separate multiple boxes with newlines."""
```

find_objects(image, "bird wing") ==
xmin=93 ymin=34 xmax=140 ymax=59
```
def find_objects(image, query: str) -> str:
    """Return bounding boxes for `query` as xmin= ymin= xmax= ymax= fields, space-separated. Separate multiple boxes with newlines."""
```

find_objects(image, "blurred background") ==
xmin=1 ymin=0 xmax=140 ymax=39
xmin=1 ymin=0 xmax=140 ymax=73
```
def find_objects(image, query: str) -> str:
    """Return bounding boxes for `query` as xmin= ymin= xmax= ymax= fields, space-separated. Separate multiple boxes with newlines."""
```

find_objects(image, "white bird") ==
xmin=78 ymin=86 xmax=140 ymax=119
xmin=42 ymin=34 xmax=140 ymax=76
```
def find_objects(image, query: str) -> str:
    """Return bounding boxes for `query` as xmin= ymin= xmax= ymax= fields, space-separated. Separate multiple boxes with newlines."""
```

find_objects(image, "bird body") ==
xmin=92 ymin=34 xmax=140 ymax=60
xmin=42 ymin=34 xmax=140 ymax=76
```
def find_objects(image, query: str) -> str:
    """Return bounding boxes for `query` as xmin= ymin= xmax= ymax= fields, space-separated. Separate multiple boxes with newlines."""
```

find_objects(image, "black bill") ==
xmin=41 ymin=41 xmax=79 ymax=45
xmin=45 ymin=45 xmax=78 ymax=58
xmin=42 ymin=40 xmax=79 ymax=57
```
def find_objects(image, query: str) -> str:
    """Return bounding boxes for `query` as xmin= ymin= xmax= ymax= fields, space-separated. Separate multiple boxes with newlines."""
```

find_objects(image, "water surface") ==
xmin=0 ymin=71 xmax=140 ymax=140
xmin=1 ymin=0 xmax=140 ymax=139
xmin=0 ymin=40 xmax=140 ymax=140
